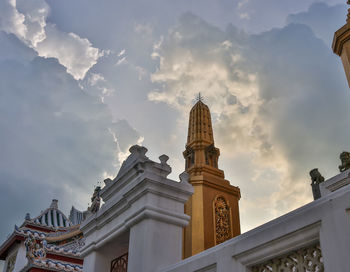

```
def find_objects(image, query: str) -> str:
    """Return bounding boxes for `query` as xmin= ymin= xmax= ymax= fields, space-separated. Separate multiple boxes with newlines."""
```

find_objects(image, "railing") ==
xmin=111 ymin=253 xmax=128 ymax=272
xmin=251 ymin=243 xmax=323 ymax=272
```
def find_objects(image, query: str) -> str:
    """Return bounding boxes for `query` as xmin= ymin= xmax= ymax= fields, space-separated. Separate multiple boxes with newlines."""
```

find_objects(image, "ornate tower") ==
xmin=183 ymin=98 xmax=241 ymax=258
xmin=333 ymin=1 xmax=350 ymax=87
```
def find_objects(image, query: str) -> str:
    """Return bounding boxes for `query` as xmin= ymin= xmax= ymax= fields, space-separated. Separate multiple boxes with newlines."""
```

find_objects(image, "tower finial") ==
xmin=196 ymin=92 xmax=203 ymax=102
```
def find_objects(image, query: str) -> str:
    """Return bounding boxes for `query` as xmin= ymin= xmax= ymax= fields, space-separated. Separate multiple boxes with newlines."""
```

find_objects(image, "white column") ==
xmin=83 ymin=251 xmax=110 ymax=272
xmin=13 ymin=243 xmax=27 ymax=272
xmin=320 ymin=204 xmax=350 ymax=271
xmin=128 ymin=219 xmax=183 ymax=272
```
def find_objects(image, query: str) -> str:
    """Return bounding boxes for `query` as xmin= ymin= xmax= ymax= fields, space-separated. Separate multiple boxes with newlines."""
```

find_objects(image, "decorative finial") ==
xmin=25 ymin=213 xmax=31 ymax=220
xmin=339 ymin=151 xmax=350 ymax=172
xmin=196 ymin=92 xmax=203 ymax=102
xmin=50 ymin=199 xmax=58 ymax=209
xmin=88 ymin=186 xmax=101 ymax=213
xmin=309 ymin=168 xmax=324 ymax=200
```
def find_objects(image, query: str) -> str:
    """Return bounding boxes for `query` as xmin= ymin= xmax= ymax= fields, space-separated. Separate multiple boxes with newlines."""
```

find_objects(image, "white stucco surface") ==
xmin=80 ymin=145 xmax=193 ymax=272
xmin=320 ymin=168 xmax=350 ymax=196
xmin=81 ymin=144 xmax=350 ymax=272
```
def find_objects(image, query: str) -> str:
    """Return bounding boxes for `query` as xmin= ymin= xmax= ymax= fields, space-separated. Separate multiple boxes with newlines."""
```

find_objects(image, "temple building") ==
xmin=183 ymin=97 xmax=241 ymax=258
xmin=0 ymin=200 xmax=84 ymax=272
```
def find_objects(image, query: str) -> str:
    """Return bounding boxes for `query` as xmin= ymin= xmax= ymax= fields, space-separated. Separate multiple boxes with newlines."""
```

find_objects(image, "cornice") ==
xmin=333 ymin=23 xmax=350 ymax=56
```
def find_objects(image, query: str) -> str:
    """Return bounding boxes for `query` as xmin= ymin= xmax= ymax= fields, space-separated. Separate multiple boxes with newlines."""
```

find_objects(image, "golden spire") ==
xmin=186 ymin=95 xmax=214 ymax=147
xmin=183 ymin=95 xmax=241 ymax=258
xmin=184 ymin=95 xmax=220 ymax=172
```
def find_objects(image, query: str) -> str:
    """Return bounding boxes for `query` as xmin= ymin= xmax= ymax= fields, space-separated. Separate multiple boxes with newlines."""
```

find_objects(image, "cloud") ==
xmin=35 ymin=24 xmax=101 ymax=80
xmin=109 ymin=120 xmax=144 ymax=164
xmin=287 ymin=2 xmax=347 ymax=46
xmin=148 ymin=12 xmax=350 ymax=229
xmin=0 ymin=0 xmax=27 ymax=37
xmin=0 ymin=0 xmax=101 ymax=80
xmin=0 ymin=31 xmax=141 ymax=241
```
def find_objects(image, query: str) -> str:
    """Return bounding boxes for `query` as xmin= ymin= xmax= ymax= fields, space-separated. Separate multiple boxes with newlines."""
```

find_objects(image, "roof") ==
xmin=30 ymin=199 xmax=72 ymax=228
xmin=0 ymin=198 xmax=85 ymax=272
xmin=21 ymin=259 xmax=83 ymax=272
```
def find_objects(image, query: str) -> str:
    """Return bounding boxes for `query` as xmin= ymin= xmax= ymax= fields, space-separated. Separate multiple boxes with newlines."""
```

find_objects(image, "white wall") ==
xmin=161 ymin=183 xmax=350 ymax=272
xmin=80 ymin=145 xmax=193 ymax=272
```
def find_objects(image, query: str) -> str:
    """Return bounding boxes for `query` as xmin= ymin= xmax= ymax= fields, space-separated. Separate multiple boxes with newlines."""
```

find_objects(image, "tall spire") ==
xmin=183 ymin=97 xmax=241 ymax=258
xmin=186 ymin=99 xmax=214 ymax=146
xmin=184 ymin=98 xmax=221 ymax=173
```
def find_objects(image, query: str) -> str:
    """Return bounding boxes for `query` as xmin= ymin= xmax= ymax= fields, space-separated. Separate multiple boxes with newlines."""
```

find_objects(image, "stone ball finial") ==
xmin=179 ymin=172 xmax=189 ymax=183
xmin=104 ymin=178 xmax=112 ymax=186
xmin=129 ymin=145 xmax=148 ymax=157
xmin=159 ymin=154 xmax=169 ymax=165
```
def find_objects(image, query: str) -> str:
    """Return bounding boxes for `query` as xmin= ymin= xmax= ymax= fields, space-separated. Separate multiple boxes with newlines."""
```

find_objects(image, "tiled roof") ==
xmin=32 ymin=259 xmax=83 ymax=272
xmin=31 ymin=199 xmax=72 ymax=228
xmin=15 ymin=225 xmax=47 ymax=239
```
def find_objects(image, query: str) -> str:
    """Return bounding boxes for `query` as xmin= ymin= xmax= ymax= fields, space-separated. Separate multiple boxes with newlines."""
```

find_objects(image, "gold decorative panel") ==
xmin=214 ymin=196 xmax=232 ymax=245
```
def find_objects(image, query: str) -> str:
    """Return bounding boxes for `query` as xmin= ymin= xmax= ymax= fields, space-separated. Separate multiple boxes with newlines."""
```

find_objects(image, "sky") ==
xmin=0 ymin=0 xmax=349 ymax=258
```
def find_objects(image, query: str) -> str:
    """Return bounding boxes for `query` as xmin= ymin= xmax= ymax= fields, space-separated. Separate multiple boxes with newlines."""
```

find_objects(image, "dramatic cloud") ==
xmin=0 ymin=31 xmax=141 ymax=242
xmin=0 ymin=0 xmax=349 ymax=255
xmin=0 ymin=0 xmax=27 ymax=38
xmin=149 ymin=11 xmax=350 ymax=229
xmin=0 ymin=0 xmax=101 ymax=80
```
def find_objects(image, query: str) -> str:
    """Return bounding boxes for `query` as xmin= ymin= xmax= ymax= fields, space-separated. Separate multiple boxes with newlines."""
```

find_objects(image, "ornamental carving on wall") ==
xmin=214 ymin=196 xmax=232 ymax=245
xmin=251 ymin=243 xmax=324 ymax=272
xmin=111 ymin=252 xmax=128 ymax=272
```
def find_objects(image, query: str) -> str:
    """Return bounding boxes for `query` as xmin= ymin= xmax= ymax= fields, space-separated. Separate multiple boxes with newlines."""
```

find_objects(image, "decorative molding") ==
xmin=235 ymin=222 xmax=321 ymax=266
xmin=251 ymin=243 xmax=323 ymax=272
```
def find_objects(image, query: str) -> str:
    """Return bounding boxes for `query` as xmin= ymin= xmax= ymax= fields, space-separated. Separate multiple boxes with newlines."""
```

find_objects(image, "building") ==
xmin=0 ymin=200 xmax=84 ymax=272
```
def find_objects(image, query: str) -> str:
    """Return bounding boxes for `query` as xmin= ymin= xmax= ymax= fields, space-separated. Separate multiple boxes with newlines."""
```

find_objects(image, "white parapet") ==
xmin=320 ymin=168 xmax=350 ymax=196
xmin=80 ymin=145 xmax=193 ymax=272
xmin=160 ymin=183 xmax=350 ymax=272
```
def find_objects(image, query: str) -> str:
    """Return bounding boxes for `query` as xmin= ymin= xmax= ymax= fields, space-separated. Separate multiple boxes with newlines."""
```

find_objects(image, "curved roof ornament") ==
xmin=31 ymin=199 xmax=72 ymax=228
